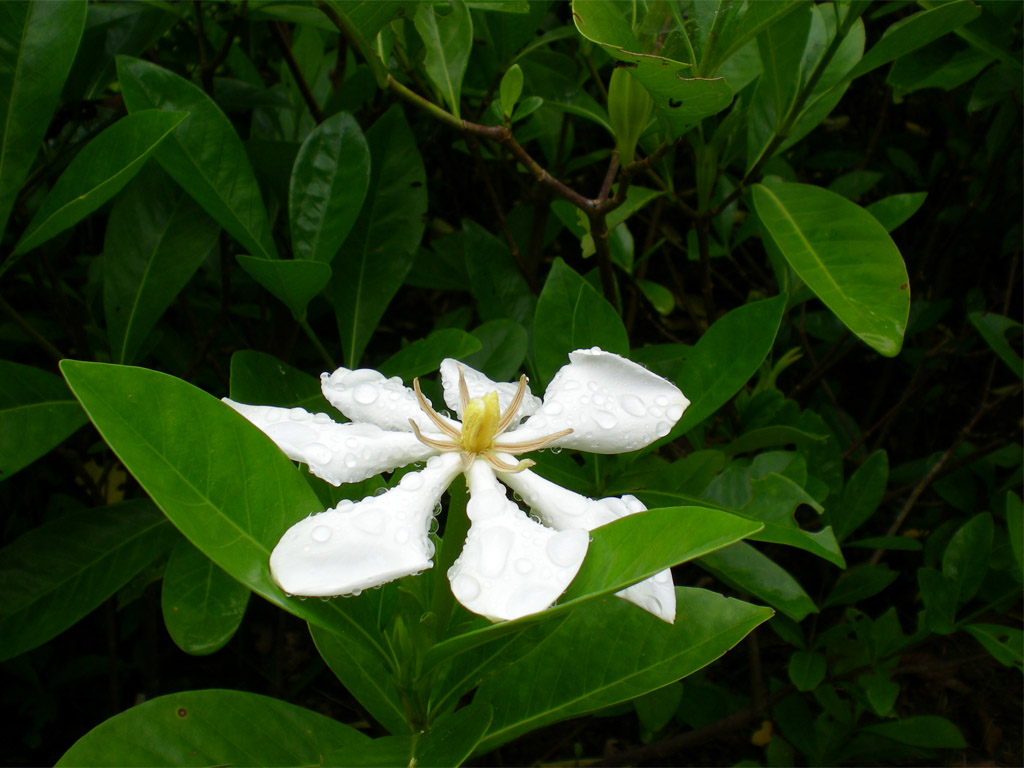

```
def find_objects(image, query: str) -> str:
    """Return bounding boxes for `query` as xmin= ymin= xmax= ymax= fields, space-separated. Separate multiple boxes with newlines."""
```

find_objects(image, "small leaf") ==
xmin=866 ymin=192 xmax=927 ymax=233
xmin=753 ymin=183 xmax=910 ymax=356
xmin=968 ymin=311 xmax=1023 ymax=380
xmin=963 ymin=623 xmax=1023 ymax=672
xmin=237 ymin=255 xmax=332 ymax=320
xmin=463 ymin=320 xmax=529 ymax=382
xmin=700 ymin=541 xmax=818 ymax=621
xmin=942 ymin=512 xmax=993 ymax=605
xmin=917 ymin=567 xmax=956 ymax=635
xmin=499 ymin=64 xmax=523 ymax=118
xmin=788 ymin=650 xmax=826 ymax=691
xmin=14 ymin=110 xmax=187 ymax=255
xmin=637 ymin=278 xmax=675 ymax=316
xmin=0 ymin=500 xmax=176 ymax=662
xmin=859 ymin=716 xmax=967 ymax=749
xmin=378 ymin=329 xmax=482 ymax=381
xmin=822 ymin=564 xmax=898 ymax=609
xmin=831 ymin=450 xmax=888 ymax=541
xmin=414 ymin=0 xmax=472 ymax=119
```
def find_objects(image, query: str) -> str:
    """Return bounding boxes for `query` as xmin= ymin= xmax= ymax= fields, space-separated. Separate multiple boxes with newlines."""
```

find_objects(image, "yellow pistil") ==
xmin=409 ymin=365 xmax=573 ymax=473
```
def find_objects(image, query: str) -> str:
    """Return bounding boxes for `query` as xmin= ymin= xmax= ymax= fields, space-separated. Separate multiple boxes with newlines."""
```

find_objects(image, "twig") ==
xmin=270 ymin=21 xmax=325 ymax=123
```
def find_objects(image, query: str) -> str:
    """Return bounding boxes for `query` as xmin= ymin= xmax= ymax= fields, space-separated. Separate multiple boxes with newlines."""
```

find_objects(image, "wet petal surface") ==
xmin=320 ymin=367 xmax=458 ymax=433
xmin=439 ymin=358 xmax=541 ymax=425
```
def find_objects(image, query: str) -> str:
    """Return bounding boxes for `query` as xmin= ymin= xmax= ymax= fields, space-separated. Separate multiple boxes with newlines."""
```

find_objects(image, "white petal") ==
xmin=320 ymin=367 xmax=459 ymax=433
xmin=513 ymin=348 xmax=690 ymax=454
xmin=448 ymin=460 xmax=589 ymax=622
xmin=223 ymin=399 xmax=438 ymax=485
xmin=499 ymin=466 xmax=676 ymax=623
xmin=269 ymin=453 xmax=461 ymax=596
xmin=438 ymin=358 xmax=541 ymax=426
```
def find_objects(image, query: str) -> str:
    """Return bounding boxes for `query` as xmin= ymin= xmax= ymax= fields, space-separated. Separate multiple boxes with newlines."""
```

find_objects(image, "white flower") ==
xmin=223 ymin=348 xmax=689 ymax=623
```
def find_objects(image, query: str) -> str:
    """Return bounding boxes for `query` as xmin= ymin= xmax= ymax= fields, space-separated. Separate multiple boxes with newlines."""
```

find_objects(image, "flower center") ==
xmin=460 ymin=391 xmax=500 ymax=454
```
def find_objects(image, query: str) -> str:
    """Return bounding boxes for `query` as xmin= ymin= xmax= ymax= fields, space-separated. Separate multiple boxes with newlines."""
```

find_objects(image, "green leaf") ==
xmin=377 ymin=329 xmax=482 ymax=382
xmin=572 ymin=1 xmax=734 ymax=135
xmin=917 ymin=567 xmax=956 ymax=634
xmin=831 ymin=450 xmax=888 ymax=541
xmin=117 ymin=56 xmax=278 ymax=260
xmin=334 ymin=105 xmax=426 ymax=367
xmin=865 ymin=192 xmax=927 ymax=233
xmin=56 ymin=689 xmax=372 ymax=766
xmin=289 ymin=111 xmax=370 ymax=263
xmin=674 ymin=295 xmax=787 ymax=434
xmin=788 ymin=650 xmax=826 ymax=692
xmin=754 ymin=1 xmax=812 ymax=129
xmin=968 ymin=311 xmax=1023 ymax=380
xmin=637 ymin=278 xmax=675 ymax=316
xmin=161 ymin=538 xmax=250 ymax=656
xmin=634 ymin=682 xmax=683 ymax=733
xmin=414 ymin=0 xmax=472 ymax=119
xmin=463 ymin=319 xmax=529 ymax=382
xmin=821 ymin=564 xmax=898 ymax=609
xmin=699 ymin=541 xmax=818 ymax=621
xmin=753 ymin=183 xmax=909 ymax=356
xmin=0 ymin=0 xmax=86 ymax=244
xmin=104 ymin=163 xmax=219 ymax=364
xmin=473 ymin=588 xmax=772 ymax=752
xmin=859 ymin=716 xmax=967 ymax=749
xmin=860 ymin=672 xmax=900 ymax=717
xmin=1007 ymin=492 xmax=1023 ymax=575
xmin=499 ymin=63 xmax=523 ymax=118
xmin=942 ymin=512 xmax=993 ymax=605
xmin=414 ymin=702 xmax=492 ymax=767
xmin=237 ymin=255 xmax=332 ymax=320
xmin=725 ymin=426 xmax=827 ymax=457
xmin=518 ymin=58 xmax=612 ymax=133
xmin=844 ymin=1 xmax=982 ymax=82
xmin=58 ymin=361 xmax=397 ymax=666
xmin=963 ymin=623 xmax=1023 ymax=672
xmin=463 ymin=220 xmax=535 ymax=327
xmin=13 ymin=110 xmax=186 ymax=255
xmin=0 ymin=500 xmax=176 ymax=662
xmin=533 ymin=258 xmax=629 ymax=386
xmin=0 ymin=360 xmax=87 ymax=481
xmin=229 ymin=350 xmax=326 ymax=411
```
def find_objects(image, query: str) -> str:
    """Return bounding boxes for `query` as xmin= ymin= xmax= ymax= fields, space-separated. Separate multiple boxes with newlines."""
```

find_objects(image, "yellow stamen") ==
xmin=461 ymin=391 xmax=500 ymax=454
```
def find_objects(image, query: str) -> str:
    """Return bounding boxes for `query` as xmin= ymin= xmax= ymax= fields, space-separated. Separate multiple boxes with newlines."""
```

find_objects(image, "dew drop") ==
xmin=305 ymin=443 xmax=332 ymax=465
xmin=374 ymin=486 xmax=388 ymax=496
xmin=311 ymin=525 xmax=332 ymax=542
xmin=345 ymin=437 xmax=360 ymax=449
xmin=344 ymin=454 xmax=358 ymax=468
xmin=289 ymin=407 xmax=307 ymax=420
xmin=350 ymin=588 xmax=362 ymax=597
xmin=594 ymin=410 xmax=617 ymax=430
xmin=667 ymin=403 xmax=684 ymax=421
xmin=401 ymin=472 xmax=424 ymax=491
xmin=546 ymin=530 xmax=588 ymax=567
xmin=353 ymin=384 xmax=378 ymax=405
xmin=655 ymin=395 xmax=669 ymax=407
xmin=515 ymin=558 xmax=534 ymax=574
xmin=551 ymin=446 xmax=562 ymax=454
xmin=656 ymin=421 xmax=670 ymax=435
xmin=547 ymin=402 xmax=564 ymax=415
xmin=313 ymin=412 xmax=332 ymax=424
xmin=395 ymin=529 xmax=410 ymax=544
xmin=620 ymin=394 xmax=646 ymax=417
xmin=451 ymin=573 xmax=481 ymax=601
xmin=645 ymin=596 xmax=663 ymax=615
xmin=478 ymin=527 xmax=514 ymax=577
xmin=264 ymin=409 xmax=282 ymax=423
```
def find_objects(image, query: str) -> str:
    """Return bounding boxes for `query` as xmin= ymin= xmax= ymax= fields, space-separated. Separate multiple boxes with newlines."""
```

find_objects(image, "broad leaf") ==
xmin=473 ymin=588 xmax=771 ymax=752
xmin=830 ymin=450 xmax=888 ymax=541
xmin=942 ymin=512 xmax=993 ymax=605
xmin=378 ymin=329 xmax=482 ymax=382
xmin=968 ymin=311 xmax=1023 ymax=379
xmin=333 ymin=105 xmax=426 ymax=367
xmin=58 ymin=361 xmax=397 ymax=669
xmin=117 ymin=56 xmax=278 ymax=260
xmin=821 ymin=564 xmax=898 ymax=609
xmin=414 ymin=0 xmax=472 ymax=119
xmin=14 ymin=110 xmax=186 ymax=255
xmin=788 ymin=650 xmax=826 ymax=692
xmin=0 ymin=500 xmax=176 ymax=662
xmin=56 ymin=689 xmax=372 ymax=767
xmin=753 ymin=183 xmax=909 ymax=356
xmin=859 ymin=716 xmax=967 ymax=749
xmin=0 ymin=0 xmax=86 ymax=244
xmin=963 ymin=623 xmax=1023 ymax=672
xmin=866 ymin=192 xmax=927 ymax=233
xmin=161 ymin=538 xmax=250 ymax=656
xmin=463 ymin=319 xmax=529 ymax=382
xmin=229 ymin=350 xmax=326 ymax=410
xmin=104 ymin=163 xmax=219 ymax=364
xmin=414 ymin=702 xmax=491 ymax=767
xmin=289 ymin=111 xmax=370 ymax=263
xmin=699 ymin=541 xmax=817 ymax=621
xmin=237 ymin=255 xmax=332 ymax=320
xmin=533 ymin=258 xmax=629 ymax=386
xmin=0 ymin=360 xmax=87 ymax=481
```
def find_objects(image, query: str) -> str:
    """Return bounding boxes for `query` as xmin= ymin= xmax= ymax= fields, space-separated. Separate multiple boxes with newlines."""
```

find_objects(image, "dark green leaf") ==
xmin=533 ymin=258 xmax=629 ymax=386
xmin=228 ymin=350 xmax=326 ymax=411
xmin=333 ymin=105 xmax=426 ymax=367
xmin=237 ymin=255 xmax=332 ymax=320
xmin=161 ymin=538 xmax=250 ymax=656
xmin=463 ymin=320 xmax=529 ymax=382
xmin=866 ymin=192 xmax=927 ymax=233
xmin=963 ymin=623 xmax=1023 ymax=671
xmin=104 ymin=163 xmax=219 ymax=364
xmin=56 ymin=689 xmax=372 ymax=766
xmin=0 ymin=500 xmax=176 ymax=662
xmin=117 ymin=56 xmax=278 ymax=260
xmin=699 ymin=541 xmax=817 ymax=621
xmin=414 ymin=702 xmax=492 ymax=768
xmin=788 ymin=649 xmax=826 ymax=691
xmin=942 ymin=512 xmax=993 ymax=605
xmin=753 ymin=183 xmax=909 ymax=356
xmin=917 ymin=567 xmax=956 ymax=634
xmin=822 ymin=564 xmax=898 ymax=609
xmin=0 ymin=0 xmax=87 ymax=244
xmin=14 ymin=110 xmax=186 ymax=255
xmin=968 ymin=311 xmax=1023 ymax=379
xmin=378 ymin=329 xmax=482 ymax=382
xmin=414 ymin=0 xmax=472 ymax=119
xmin=859 ymin=716 xmax=967 ymax=749
xmin=289 ymin=112 xmax=370 ymax=263
xmin=831 ymin=450 xmax=888 ymax=541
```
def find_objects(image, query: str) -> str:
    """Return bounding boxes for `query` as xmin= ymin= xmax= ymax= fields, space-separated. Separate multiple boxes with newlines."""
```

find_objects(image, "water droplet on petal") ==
xmin=452 ymin=574 xmax=481 ymax=601
xmin=343 ymin=454 xmax=358 ymax=468
xmin=547 ymin=402 xmax=564 ymax=415
xmin=395 ymin=529 xmax=410 ymax=544
xmin=645 ymin=596 xmax=663 ymax=615
xmin=305 ymin=443 xmax=332 ymax=465
xmin=401 ymin=472 xmax=423 ymax=491
xmin=311 ymin=525 xmax=332 ymax=542
xmin=594 ymin=410 xmax=617 ymax=430
xmin=515 ymin=558 xmax=534 ymax=574
xmin=546 ymin=530 xmax=588 ymax=567
xmin=551 ymin=446 xmax=562 ymax=454
xmin=265 ymin=409 xmax=282 ymax=423
xmin=313 ymin=412 xmax=332 ymax=424
xmin=656 ymin=421 xmax=670 ymax=435
xmin=289 ymin=407 xmax=307 ymax=420
xmin=667 ymin=403 xmax=684 ymax=422
xmin=655 ymin=395 xmax=669 ymax=407
xmin=620 ymin=394 xmax=646 ymax=417
xmin=353 ymin=384 xmax=378 ymax=405
xmin=353 ymin=511 xmax=384 ymax=534
xmin=479 ymin=526 xmax=514 ymax=577
xmin=374 ymin=486 xmax=388 ymax=496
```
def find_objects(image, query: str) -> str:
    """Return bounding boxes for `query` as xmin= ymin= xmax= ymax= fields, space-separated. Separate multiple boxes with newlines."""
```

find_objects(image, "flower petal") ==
xmin=448 ymin=460 xmax=589 ymax=622
xmin=499 ymin=466 xmax=676 ymax=623
xmin=223 ymin=399 xmax=438 ymax=485
xmin=320 ymin=367 xmax=459 ymax=433
xmin=513 ymin=348 xmax=689 ymax=454
xmin=438 ymin=358 xmax=541 ymax=426
xmin=269 ymin=453 xmax=461 ymax=596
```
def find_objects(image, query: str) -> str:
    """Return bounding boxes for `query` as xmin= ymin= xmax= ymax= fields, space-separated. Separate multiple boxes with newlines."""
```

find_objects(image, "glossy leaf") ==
xmin=104 ymin=163 xmax=219 ymax=364
xmin=942 ymin=512 xmax=993 ymax=605
xmin=237 ymin=255 xmax=332 ymax=320
xmin=533 ymin=258 xmax=629 ymax=386
xmin=289 ymin=111 xmax=370 ymax=263
xmin=463 ymin=319 xmax=529 ymax=382
xmin=473 ymin=588 xmax=772 ymax=752
xmin=229 ymin=350 xmax=325 ymax=411
xmin=334 ymin=105 xmax=426 ymax=367
xmin=56 ymin=689 xmax=372 ymax=766
xmin=463 ymin=220 xmax=535 ymax=327
xmin=572 ymin=0 xmax=733 ymax=134
xmin=518 ymin=58 xmax=612 ymax=133
xmin=161 ymin=538 xmax=250 ymax=656
xmin=117 ymin=56 xmax=278 ymax=260
xmin=414 ymin=0 xmax=472 ymax=119
xmin=674 ymin=295 xmax=787 ymax=434
xmin=699 ymin=541 xmax=817 ymax=621
xmin=0 ymin=500 xmax=176 ymax=662
xmin=844 ymin=1 xmax=982 ymax=82
xmin=866 ymin=192 xmax=927 ymax=233
xmin=14 ymin=110 xmax=186 ymax=255
xmin=754 ymin=1 xmax=812 ymax=129
xmin=0 ymin=360 xmax=87 ymax=481
xmin=414 ymin=701 xmax=492 ymax=767
xmin=58 ymin=361 xmax=397 ymax=666
xmin=753 ymin=183 xmax=909 ymax=357
xmin=377 ymin=329 xmax=482 ymax=382
xmin=0 ymin=0 xmax=86 ymax=244
xmin=499 ymin=64 xmax=523 ymax=118
xmin=968 ymin=311 xmax=1023 ymax=379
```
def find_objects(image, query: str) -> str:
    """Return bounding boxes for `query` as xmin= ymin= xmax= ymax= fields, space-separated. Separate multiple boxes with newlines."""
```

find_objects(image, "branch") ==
xmin=270 ymin=21 xmax=325 ymax=123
